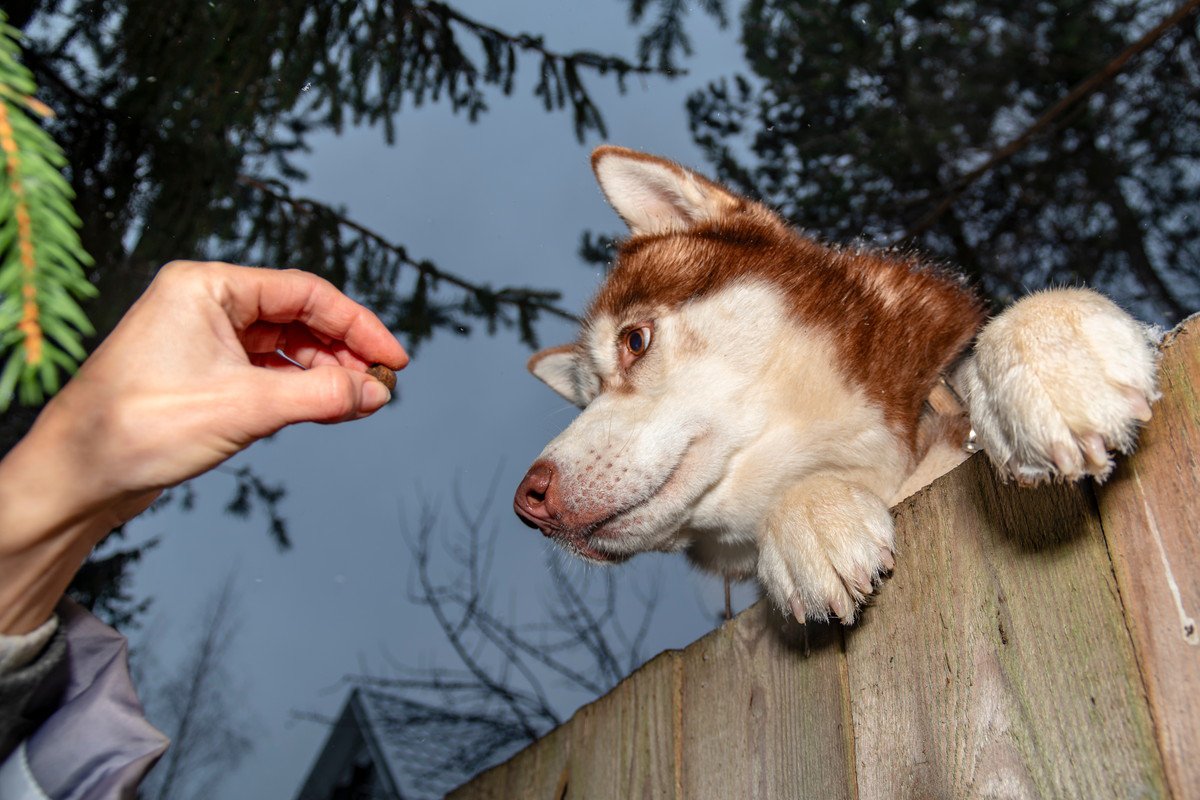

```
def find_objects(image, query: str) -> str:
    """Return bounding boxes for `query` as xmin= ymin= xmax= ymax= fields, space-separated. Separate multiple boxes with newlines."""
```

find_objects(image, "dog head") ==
xmin=514 ymin=147 xmax=982 ymax=566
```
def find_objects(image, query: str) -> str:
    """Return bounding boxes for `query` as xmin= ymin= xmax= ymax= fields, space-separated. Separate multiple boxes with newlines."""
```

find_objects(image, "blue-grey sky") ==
xmin=116 ymin=3 xmax=754 ymax=796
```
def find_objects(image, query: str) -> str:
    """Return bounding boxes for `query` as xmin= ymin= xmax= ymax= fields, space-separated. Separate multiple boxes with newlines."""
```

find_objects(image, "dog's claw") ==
xmin=881 ymin=548 xmax=895 ymax=572
xmin=829 ymin=592 xmax=855 ymax=624
xmin=1126 ymin=390 xmax=1153 ymax=423
xmin=759 ymin=480 xmax=892 ymax=628
xmin=849 ymin=566 xmax=873 ymax=596
xmin=788 ymin=595 xmax=807 ymax=624
xmin=1051 ymin=442 xmax=1079 ymax=476
xmin=961 ymin=288 xmax=1159 ymax=487
xmin=1081 ymin=433 xmax=1109 ymax=471
xmin=1006 ymin=457 xmax=1038 ymax=487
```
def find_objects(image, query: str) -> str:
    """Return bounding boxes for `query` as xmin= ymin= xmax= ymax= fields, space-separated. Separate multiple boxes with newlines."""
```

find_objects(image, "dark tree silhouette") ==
xmin=685 ymin=0 xmax=1200 ymax=324
xmin=1 ymin=0 xmax=688 ymax=627
xmin=5 ymin=0 xmax=677 ymax=402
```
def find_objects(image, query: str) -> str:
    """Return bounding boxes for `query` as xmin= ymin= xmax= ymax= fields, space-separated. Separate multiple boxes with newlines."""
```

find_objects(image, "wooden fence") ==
xmin=450 ymin=317 xmax=1199 ymax=800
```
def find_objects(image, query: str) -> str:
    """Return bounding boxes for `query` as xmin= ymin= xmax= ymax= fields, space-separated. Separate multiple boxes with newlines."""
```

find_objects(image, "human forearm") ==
xmin=0 ymin=402 xmax=147 ymax=635
xmin=0 ymin=262 xmax=408 ymax=633
xmin=0 ymin=262 xmax=407 ymax=633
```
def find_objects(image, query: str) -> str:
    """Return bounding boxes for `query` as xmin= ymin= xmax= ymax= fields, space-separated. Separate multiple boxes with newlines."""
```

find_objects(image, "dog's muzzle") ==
xmin=513 ymin=460 xmax=629 ymax=563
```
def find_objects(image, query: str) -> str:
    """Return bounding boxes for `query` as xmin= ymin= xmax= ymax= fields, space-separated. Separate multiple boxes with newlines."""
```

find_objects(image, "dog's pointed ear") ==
xmin=528 ymin=345 xmax=590 ymax=408
xmin=591 ymin=145 xmax=741 ymax=236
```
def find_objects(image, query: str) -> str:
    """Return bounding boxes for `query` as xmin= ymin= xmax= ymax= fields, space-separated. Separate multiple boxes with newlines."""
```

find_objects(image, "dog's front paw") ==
xmin=757 ymin=479 xmax=894 ymax=624
xmin=960 ymin=288 xmax=1161 ymax=485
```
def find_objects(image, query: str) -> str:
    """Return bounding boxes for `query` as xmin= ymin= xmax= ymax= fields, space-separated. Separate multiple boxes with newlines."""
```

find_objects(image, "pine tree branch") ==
xmin=896 ymin=0 xmax=1200 ymax=244
xmin=428 ymin=1 xmax=680 ymax=79
xmin=0 ymin=12 xmax=95 ymax=410
xmin=237 ymin=174 xmax=580 ymax=325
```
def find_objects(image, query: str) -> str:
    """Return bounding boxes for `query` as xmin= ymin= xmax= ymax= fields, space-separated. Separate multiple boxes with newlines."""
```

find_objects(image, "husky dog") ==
xmin=513 ymin=146 xmax=1161 ymax=624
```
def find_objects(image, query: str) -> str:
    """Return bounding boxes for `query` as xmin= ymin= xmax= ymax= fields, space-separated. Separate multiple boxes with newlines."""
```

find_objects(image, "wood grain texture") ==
xmin=845 ymin=455 xmax=1166 ymax=799
xmin=450 ymin=652 xmax=679 ymax=800
xmin=1097 ymin=315 xmax=1200 ymax=799
xmin=679 ymin=604 xmax=856 ymax=800
xmin=446 ymin=723 xmax=570 ymax=800
xmin=564 ymin=649 xmax=680 ymax=800
xmin=452 ymin=323 xmax=1200 ymax=800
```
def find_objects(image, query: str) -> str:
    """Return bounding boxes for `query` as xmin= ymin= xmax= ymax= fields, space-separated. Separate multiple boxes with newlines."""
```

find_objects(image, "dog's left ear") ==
xmin=591 ymin=145 xmax=741 ymax=236
xmin=528 ymin=345 xmax=591 ymax=408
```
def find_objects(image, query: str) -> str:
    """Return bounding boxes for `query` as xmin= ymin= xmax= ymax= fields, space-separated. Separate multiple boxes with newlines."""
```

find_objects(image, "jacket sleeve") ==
xmin=0 ymin=600 xmax=169 ymax=800
xmin=0 ymin=616 xmax=68 ymax=764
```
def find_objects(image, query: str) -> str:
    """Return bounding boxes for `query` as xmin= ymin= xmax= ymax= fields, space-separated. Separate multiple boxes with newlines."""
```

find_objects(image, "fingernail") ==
xmin=363 ymin=379 xmax=391 ymax=410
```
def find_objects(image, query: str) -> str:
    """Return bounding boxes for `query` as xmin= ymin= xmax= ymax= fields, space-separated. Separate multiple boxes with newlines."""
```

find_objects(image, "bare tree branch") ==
xmin=301 ymin=478 xmax=663 ymax=798
xmin=139 ymin=573 xmax=254 ymax=800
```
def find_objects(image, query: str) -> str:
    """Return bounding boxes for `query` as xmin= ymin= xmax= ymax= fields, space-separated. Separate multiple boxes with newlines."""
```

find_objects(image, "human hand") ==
xmin=0 ymin=261 xmax=408 ymax=632
xmin=44 ymin=261 xmax=408 ymax=509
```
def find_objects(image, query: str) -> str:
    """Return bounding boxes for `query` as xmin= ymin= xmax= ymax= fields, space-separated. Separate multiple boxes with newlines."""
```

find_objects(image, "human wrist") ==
xmin=2 ymin=389 xmax=121 ymax=515
xmin=0 ymin=402 xmax=141 ymax=634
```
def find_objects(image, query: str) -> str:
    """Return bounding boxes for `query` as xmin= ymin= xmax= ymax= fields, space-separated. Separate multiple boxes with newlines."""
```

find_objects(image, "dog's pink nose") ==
xmin=514 ymin=461 xmax=560 ymax=534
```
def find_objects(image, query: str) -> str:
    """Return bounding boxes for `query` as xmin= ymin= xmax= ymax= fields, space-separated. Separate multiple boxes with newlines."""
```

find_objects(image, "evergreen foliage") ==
xmin=688 ymin=0 xmax=1200 ymax=323
xmin=0 ymin=0 xmax=685 ymax=628
xmin=0 ymin=11 xmax=93 ymax=411
xmin=628 ymin=0 xmax=728 ymax=70
xmin=5 ymin=0 xmax=678 ymax=364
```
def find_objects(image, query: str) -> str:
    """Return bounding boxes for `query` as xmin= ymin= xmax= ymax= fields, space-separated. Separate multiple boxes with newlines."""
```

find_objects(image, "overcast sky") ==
xmin=116 ymin=3 xmax=754 ymax=796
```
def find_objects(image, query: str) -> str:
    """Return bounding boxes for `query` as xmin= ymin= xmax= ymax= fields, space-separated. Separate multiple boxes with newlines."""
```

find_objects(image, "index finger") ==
xmin=220 ymin=265 xmax=409 ymax=370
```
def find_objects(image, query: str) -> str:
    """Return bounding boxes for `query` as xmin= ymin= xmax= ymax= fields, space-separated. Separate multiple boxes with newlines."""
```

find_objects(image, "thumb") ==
xmin=253 ymin=364 xmax=392 ymax=428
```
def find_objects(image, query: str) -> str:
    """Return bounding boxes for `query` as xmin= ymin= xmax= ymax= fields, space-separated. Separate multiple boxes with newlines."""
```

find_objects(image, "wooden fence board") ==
xmin=845 ymin=455 xmax=1166 ymax=799
xmin=678 ymin=604 xmax=856 ymax=800
xmin=564 ymin=649 xmax=680 ymax=800
xmin=1097 ymin=315 xmax=1200 ymax=799
xmin=453 ymin=324 xmax=1199 ymax=800
xmin=446 ymin=723 xmax=571 ymax=800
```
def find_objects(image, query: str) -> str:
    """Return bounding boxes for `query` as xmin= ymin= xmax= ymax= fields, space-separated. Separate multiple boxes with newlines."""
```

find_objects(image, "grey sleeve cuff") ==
xmin=0 ymin=618 xmax=68 ymax=764
xmin=0 ymin=617 xmax=59 ymax=673
xmin=5 ymin=598 xmax=169 ymax=798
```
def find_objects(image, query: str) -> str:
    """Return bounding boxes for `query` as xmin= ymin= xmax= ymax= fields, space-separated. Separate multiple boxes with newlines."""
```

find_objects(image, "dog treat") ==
xmin=366 ymin=364 xmax=397 ymax=392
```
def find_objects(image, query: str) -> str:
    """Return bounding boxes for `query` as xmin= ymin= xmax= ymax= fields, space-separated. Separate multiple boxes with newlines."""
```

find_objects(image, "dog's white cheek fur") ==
xmin=681 ymin=286 xmax=910 ymax=540
xmin=536 ymin=285 xmax=778 ymax=552
xmin=958 ymin=288 xmax=1161 ymax=484
xmin=537 ymin=384 xmax=733 ymax=555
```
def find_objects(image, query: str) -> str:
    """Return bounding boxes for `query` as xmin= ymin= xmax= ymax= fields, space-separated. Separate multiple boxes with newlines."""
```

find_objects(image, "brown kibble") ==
xmin=367 ymin=364 xmax=397 ymax=392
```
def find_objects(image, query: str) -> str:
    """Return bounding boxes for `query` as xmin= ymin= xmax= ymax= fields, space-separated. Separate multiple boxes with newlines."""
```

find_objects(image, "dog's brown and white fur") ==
xmin=514 ymin=146 xmax=1161 ymax=624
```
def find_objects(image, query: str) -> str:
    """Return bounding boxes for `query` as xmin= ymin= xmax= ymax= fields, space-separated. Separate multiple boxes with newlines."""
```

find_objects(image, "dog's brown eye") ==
xmin=626 ymin=326 xmax=651 ymax=357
